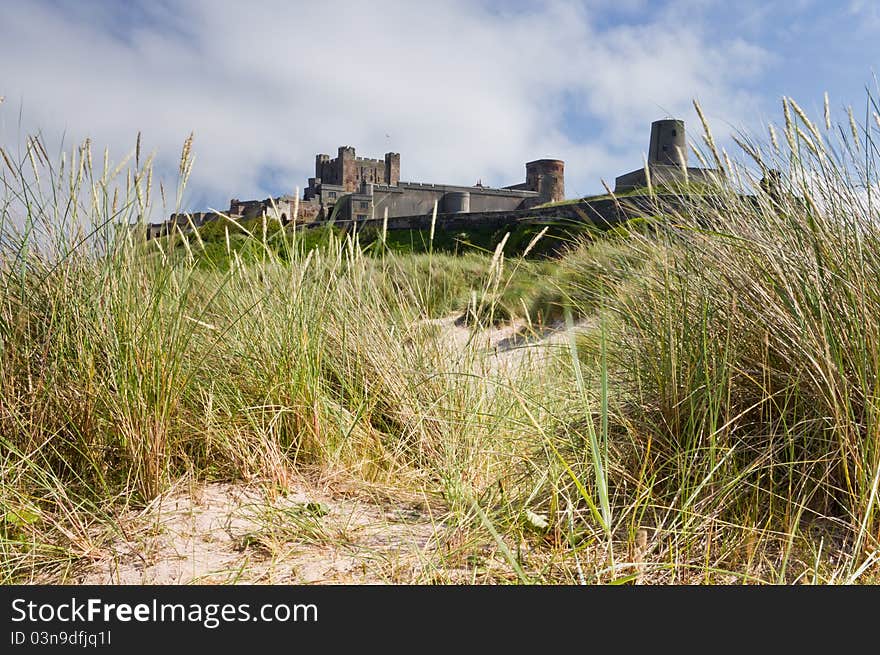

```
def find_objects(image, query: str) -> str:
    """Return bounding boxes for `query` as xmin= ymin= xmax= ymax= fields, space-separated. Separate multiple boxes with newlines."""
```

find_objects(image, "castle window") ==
xmin=328 ymin=191 xmax=337 ymax=199
xmin=359 ymin=201 xmax=368 ymax=209
xmin=356 ymin=214 xmax=367 ymax=221
xmin=671 ymin=130 xmax=677 ymax=136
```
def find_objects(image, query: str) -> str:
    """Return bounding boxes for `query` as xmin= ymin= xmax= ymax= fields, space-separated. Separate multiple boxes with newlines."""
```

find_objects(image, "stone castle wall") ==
xmin=347 ymin=182 xmax=540 ymax=220
xmin=323 ymin=194 xmax=696 ymax=234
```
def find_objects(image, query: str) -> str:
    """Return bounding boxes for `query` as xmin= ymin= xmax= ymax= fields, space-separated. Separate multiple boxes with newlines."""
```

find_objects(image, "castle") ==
xmin=300 ymin=146 xmax=564 ymax=223
xmin=144 ymin=119 xmax=718 ymax=240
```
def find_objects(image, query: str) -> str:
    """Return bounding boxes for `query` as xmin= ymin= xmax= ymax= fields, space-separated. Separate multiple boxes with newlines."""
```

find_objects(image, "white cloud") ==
xmin=0 ymin=0 xmax=770 ymax=217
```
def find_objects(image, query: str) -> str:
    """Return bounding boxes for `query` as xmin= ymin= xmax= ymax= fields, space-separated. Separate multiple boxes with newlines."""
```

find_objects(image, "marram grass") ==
xmin=1 ymin=93 xmax=879 ymax=584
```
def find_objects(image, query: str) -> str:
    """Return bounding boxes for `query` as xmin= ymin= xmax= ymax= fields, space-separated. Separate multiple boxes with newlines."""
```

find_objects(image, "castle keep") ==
xmin=308 ymin=146 xmax=401 ymax=194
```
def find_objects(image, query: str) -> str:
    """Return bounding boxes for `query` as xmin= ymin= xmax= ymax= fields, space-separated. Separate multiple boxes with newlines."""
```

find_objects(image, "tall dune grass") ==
xmin=0 ymin=136 xmax=576 ymax=582
xmin=587 ymin=97 xmax=880 ymax=579
xmin=1 ymin=92 xmax=879 ymax=584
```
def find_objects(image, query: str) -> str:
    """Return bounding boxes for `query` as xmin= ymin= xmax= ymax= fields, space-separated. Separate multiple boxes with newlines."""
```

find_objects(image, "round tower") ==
xmin=648 ymin=119 xmax=686 ymax=168
xmin=525 ymin=159 xmax=565 ymax=203
xmin=443 ymin=191 xmax=470 ymax=213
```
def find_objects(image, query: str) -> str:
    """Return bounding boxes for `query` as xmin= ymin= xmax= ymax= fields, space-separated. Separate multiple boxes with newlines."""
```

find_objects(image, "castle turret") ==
xmin=525 ymin=159 xmax=565 ymax=203
xmin=315 ymin=153 xmax=331 ymax=180
xmin=338 ymin=146 xmax=357 ymax=191
xmin=443 ymin=191 xmax=470 ymax=213
xmin=648 ymin=119 xmax=686 ymax=168
xmin=384 ymin=152 xmax=400 ymax=186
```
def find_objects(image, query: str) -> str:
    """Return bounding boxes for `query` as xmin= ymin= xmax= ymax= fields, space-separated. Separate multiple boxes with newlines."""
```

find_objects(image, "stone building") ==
xmin=307 ymin=146 xmax=401 ymax=194
xmin=227 ymin=194 xmax=320 ymax=224
xmin=145 ymin=194 xmax=322 ymax=240
xmin=304 ymin=147 xmax=565 ymax=223
xmin=145 ymin=211 xmax=220 ymax=240
xmin=614 ymin=119 xmax=723 ymax=192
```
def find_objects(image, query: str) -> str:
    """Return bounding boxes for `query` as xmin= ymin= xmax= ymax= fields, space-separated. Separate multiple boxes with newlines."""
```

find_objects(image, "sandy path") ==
xmin=78 ymin=478 xmax=445 ymax=584
xmin=419 ymin=314 xmax=593 ymax=376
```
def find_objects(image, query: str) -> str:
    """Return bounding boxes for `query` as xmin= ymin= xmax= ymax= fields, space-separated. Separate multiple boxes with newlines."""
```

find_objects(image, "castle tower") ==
xmin=443 ymin=191 xmax=470 ymax=213
xmin=384 ymin=152 xmax=400 ymax=186
xmin=525 ymin=159 xmax=565 ymax=203
xmin=315 ymin=154 xmax=331 ymax=182
xmin=648 ymin=119 xmax=686 ymax=168
xmin=337 ymin=146 xmax=357 ymax=191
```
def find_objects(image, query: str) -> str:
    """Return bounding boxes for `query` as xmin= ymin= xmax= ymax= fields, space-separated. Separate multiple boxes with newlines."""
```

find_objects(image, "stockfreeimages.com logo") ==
xmin=11 ymin=598 xmax=317 ymax=630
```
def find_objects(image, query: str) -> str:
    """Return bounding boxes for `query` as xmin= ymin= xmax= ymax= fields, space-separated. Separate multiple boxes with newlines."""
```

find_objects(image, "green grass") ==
xmin=2 ymin=92 xmax=879 ymax=584
xmin=329 ymin=219 xmax=600 ymax=260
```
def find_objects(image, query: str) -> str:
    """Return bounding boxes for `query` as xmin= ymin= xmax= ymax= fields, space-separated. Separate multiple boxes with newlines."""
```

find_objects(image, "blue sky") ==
xmin=1 ymin=0 xmax=878 ymax=217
